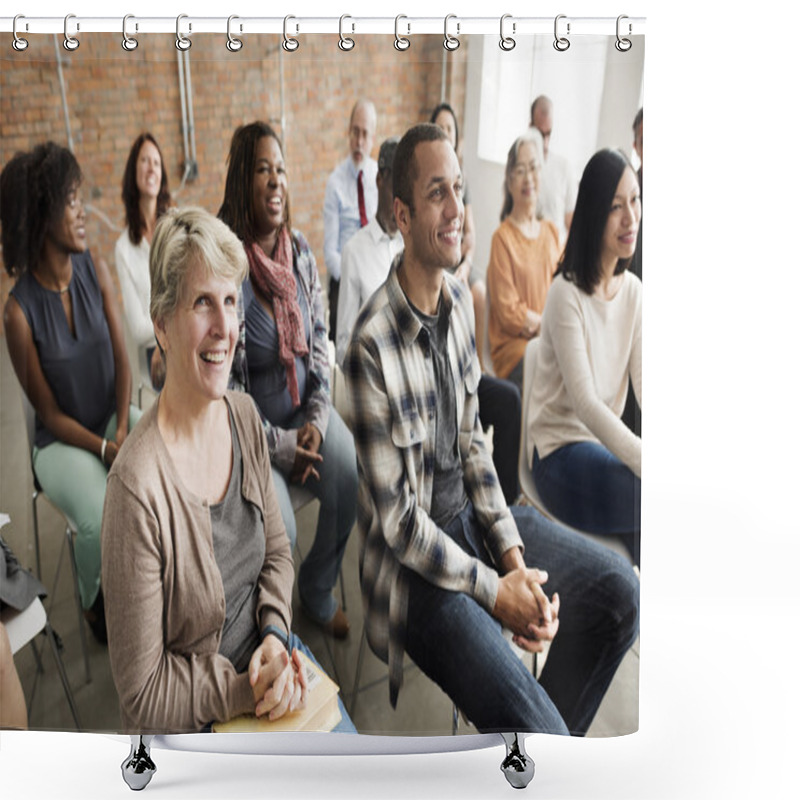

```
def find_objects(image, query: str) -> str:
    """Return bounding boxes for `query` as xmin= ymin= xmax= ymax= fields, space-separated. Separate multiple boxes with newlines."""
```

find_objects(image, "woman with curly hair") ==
xmin=1 ymin=142 xmax=141 ymax=642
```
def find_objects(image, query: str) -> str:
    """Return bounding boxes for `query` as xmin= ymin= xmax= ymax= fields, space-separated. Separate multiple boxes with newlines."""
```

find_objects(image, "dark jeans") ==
xmin=533 ymin=442 xmax=641 ymax=564
xmin=404 ymin=503 xmax=639 ymax=735
xmin=477 ymin=375 xmax=521 ymax=504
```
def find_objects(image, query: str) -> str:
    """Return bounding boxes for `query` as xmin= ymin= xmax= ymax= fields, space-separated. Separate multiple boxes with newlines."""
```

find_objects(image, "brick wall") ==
xmin=0 ymin=33 xmax=470 ymax=314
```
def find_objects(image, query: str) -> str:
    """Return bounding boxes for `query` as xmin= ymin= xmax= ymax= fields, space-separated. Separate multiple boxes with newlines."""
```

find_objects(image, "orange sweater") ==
xmin=487 ymin=218 xmax=561 ymax=379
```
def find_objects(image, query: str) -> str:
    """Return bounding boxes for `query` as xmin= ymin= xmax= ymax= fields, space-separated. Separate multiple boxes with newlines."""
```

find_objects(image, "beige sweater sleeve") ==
xmin=545 ymin=276 xmax=641 ymax=476
xmin=102 ymin=475 xmax=254 ymax=733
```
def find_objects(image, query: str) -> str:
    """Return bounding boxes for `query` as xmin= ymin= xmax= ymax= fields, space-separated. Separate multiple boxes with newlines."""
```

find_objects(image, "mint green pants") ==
xmin=32 ymin=405 xmax=142 ymax=609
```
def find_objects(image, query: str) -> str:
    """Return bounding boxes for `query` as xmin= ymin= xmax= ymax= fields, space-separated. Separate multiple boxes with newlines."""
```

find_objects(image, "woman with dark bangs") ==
xmin=1 ymin=142 xmax=141 ymax=642
xmin=115 ymin=132 xmax=172 ymax=389
xmin=527 ymin=148 xmax=642 ymax=564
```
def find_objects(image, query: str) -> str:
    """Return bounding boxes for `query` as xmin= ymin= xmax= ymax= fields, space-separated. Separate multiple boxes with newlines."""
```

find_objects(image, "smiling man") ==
xmin=344 ymin=124 xmax=640 ymax=735
xmin=323 ymin=99 xmax=378 ymax=343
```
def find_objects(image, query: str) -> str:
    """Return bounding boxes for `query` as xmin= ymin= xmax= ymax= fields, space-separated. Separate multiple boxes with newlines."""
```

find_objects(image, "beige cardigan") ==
xmin=101 ymin=391 xmax=294 ymax=733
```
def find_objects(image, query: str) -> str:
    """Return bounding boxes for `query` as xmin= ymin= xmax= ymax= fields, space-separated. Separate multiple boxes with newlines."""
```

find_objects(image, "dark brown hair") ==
xmin=121 ymin=132 xmax=171 ymax=246
xmin=1 ymin=142 xmax=82 ymax=278
xmin=218 ymin=121 xmax=292 ymax=245
xmin=392 ymin=123 xmax=449 ymax=216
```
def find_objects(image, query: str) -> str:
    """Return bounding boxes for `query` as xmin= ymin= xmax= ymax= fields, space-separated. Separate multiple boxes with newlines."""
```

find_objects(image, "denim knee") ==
xmin=605 ymin=563 xmax=640 ymax=650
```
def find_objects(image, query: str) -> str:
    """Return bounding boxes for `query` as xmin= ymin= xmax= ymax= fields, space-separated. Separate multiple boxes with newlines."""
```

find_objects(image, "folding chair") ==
xmin=2 ymin=595 xmax=82 ymax=728
xmin=20 ymin=394 xmax=92 ymax=684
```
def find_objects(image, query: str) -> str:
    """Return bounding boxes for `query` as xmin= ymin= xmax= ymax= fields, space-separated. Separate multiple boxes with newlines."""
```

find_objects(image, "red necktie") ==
xmin=357 ymin=169 xmax=368 ymax=227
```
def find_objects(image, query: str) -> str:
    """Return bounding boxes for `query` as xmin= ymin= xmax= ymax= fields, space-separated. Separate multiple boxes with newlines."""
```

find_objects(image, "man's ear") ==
xmin=394 ymin=196 xmax=411 ymax=235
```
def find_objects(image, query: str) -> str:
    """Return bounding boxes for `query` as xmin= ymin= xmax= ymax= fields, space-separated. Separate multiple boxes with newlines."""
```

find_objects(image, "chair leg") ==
xmin=44 ymin=621 xmax=82 ymax=729
xmin=452 ymin=703 xmax=459 ymax=736
xmin=32 ymin=490 xmax=42 ymax=580
xmin=65 ymin=527 xmax=91 ymax=684
xmin=339 ymin=570 xmax=347 ymax=612
xmin=348 ymin=625 xmax=368 ymax=719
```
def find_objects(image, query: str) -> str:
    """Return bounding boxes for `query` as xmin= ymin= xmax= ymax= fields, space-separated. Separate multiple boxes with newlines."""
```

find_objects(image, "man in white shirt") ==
xmin=335 ymin=137 xmax=403 ymax=367
xmin=324 ymin=99 xmax=378 ymax=342
xmin=529 ymin=95 xmax=576 ymax=246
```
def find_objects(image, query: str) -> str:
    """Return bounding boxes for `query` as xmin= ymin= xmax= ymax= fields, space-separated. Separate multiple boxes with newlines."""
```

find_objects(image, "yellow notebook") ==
xmin=213 ymin=651 xmax=342 ymax=733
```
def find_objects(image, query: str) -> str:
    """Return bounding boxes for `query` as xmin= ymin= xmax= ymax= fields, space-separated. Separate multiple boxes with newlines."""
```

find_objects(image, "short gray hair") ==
xmin=501 ymin=131 xmax=544 ymax=221
xmin=149 ymin=206 xmax=248 ymax=325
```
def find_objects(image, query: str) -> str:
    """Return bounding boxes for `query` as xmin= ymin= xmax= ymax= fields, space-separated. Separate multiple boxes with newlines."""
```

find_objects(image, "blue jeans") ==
xmin=273 ymin=407 xmax=357 ymax=623
xmin=533 ymin=442 xmax=641 ymax=564
xmin=404 ymin=503 xmax=639 ymax=736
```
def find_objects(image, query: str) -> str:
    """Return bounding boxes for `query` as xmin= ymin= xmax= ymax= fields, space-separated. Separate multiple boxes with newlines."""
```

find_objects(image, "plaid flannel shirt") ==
xmin=344 ymin=254 xmax=524 ymax=705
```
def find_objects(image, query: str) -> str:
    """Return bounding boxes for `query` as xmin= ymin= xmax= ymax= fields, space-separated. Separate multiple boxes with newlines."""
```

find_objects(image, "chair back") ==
xmin=517 ymin=338 xmax=550 ymax=514
xmin=1 ymin=595 xmax=47 ymax=655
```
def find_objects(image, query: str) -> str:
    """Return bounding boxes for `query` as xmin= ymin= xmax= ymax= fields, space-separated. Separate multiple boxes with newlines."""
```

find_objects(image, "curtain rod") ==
xmin=2 ymin=15 xmax=646 ymax=38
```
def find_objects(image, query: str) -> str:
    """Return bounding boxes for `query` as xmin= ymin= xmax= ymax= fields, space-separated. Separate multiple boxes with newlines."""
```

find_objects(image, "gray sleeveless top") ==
xmin=11 ymin=250 xmax=116 ymax=448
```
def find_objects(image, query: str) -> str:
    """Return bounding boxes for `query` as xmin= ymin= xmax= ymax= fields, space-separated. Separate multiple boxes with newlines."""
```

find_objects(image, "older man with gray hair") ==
xmin=324 ymin=99 xmax=378 ymax=342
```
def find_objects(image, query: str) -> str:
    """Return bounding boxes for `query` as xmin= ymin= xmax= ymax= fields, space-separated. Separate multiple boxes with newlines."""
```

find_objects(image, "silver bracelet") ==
xmin=101 ymin=438 xmax=108 ymax=464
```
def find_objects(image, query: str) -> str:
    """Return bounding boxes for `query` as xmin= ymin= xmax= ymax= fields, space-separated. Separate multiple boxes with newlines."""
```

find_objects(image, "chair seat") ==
xmin=2 ymin=596 xmax=47 ymax=654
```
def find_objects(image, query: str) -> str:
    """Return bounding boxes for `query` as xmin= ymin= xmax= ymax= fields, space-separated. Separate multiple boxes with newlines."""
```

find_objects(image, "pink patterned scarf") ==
xmin=246 ymin=227 xmax=308 ymax=408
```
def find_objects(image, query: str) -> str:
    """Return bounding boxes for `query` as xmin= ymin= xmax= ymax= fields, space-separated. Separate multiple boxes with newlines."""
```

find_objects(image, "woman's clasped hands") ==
xmin=290 ymin=422 xmax=323 ymax=485
xmin=248 ymin=634 xmax=308 ymax=721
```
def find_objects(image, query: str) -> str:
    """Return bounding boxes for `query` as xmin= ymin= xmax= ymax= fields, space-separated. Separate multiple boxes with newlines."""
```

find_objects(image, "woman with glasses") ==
xmin=487 ymin=132 xmax=561 ymax=391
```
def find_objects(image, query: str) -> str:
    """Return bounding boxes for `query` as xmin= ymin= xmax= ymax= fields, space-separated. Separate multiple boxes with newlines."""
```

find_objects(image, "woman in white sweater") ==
xmin=528 ymin=149 xmax=641 ymax=563
xmin=115 ymin=132 xmax=172 ymax=389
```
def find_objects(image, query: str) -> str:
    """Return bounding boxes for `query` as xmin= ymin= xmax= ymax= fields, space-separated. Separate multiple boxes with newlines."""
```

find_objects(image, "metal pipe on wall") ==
xmin=184 ymin=49 xmax=198 ymax=176
xmin=53 ymin=34 xmax=75 ymax=152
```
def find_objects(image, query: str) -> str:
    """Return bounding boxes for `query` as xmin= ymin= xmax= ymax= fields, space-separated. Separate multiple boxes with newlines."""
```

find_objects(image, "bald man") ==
xmin=528 ymin=95 xmax=576 ymax=247
xmin=324 ymin=99 xmax=378 ymax=342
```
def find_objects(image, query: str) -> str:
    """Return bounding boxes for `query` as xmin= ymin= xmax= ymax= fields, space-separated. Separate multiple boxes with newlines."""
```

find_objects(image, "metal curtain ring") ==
xmin=283 ymin=15 xmax=299 ymax=51
xmin=226 ymin=15 xmax=243 ymax=52
xmin=175 ymin=14 xmax=192 ymax=51
xmin=122 ymin=14 xmax=138 ymax=51
xmin=63 ymin=13 xmax=79 ymax=51
xmin=12 ymin=15 xmax=29 ymax=51
xmin=443 ymin=14 xmax=460 ymax=51
xmin=615 ymin=15 xmax=632 ymax=52
xmin=499 ymin=14 xmax=515 ymax=51
xmin=339 ymin=15 xmax=354 ymax=51
xmin=394 ymin=15 xmax=410 ymax=51
xmin=553 ymin=14 xmax=570 ymax=52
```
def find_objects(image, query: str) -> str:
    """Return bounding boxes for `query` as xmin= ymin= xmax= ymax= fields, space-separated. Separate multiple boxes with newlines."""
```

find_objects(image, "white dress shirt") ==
xmin=335 ymin=216 xmax=404 ymax=366
xmin=323 ymin=155 xmax=378 ymax=282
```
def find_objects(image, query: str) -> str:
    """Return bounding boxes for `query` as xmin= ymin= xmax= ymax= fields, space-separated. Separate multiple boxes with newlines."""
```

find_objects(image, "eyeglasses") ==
xmin=511 ymin=162 xmax=539 ymax=179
